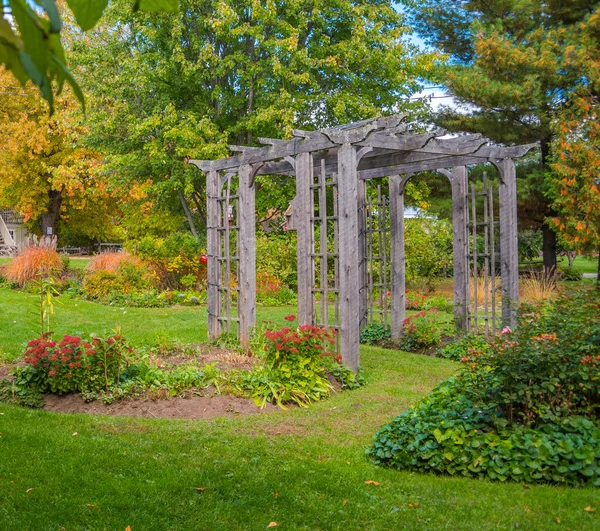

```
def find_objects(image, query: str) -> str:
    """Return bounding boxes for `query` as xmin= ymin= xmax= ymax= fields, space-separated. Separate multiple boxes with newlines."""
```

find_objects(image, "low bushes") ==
xmin=400 ymin=309 xmax=451 ymax=351
xmin=369 ymin=290 xmax=600 ymax=486
xmin=82 ymin=253 xmax=156 ymax=301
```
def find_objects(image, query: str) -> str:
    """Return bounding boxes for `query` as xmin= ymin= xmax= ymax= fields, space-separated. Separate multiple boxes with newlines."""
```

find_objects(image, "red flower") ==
xmin=284 ymin=315 xmax=296 ymax=322
xmin=48 ymin=370 xmax=56 ymax=377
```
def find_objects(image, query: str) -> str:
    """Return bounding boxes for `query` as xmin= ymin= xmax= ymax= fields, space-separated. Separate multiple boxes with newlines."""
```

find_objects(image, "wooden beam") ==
xmin=337 ymin=143 xmax=361 ymax=372
xmin=496 ymin=158 xmax=519 ymax=328
xmin=389 ymin=174 xmax=406 ymax=339
xmin=238 ymin=164 xmax=257 ymax=349
xmin=206 ymin=169 xmax=221 ymax=341
xmin=295 ymin=152 xmax=315 ymax=326
xmin=451 ymin=166 xmax=469 ymax=331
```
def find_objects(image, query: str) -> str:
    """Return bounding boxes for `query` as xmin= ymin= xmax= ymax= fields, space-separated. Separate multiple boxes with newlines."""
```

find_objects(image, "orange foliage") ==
xmin=86 ymin=252 xmax=142 ymax=273
xmin=6 ymin=247 xmax=64 ymax=286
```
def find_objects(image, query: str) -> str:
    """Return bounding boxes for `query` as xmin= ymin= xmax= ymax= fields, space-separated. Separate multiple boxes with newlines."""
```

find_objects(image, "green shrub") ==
xmin=423 ymin=295 xmax=453 ymax=313
xmin=437 ymin=334 xmax=493 ymax=361
xmin=83 ymin=259 xmax=154 ymax=302
xmin=360 ymin=324 xmax=391 ymax=345
xmin=400 ymin=309 xmax=449 ymax=350
xmin=368 ymin=378 xmax=600 ymax=486
xmin=369 ymin=290 xmax=600 ymax=486
xmin=129 ymin=233 xmax=205 ymax=290
xmin=558 ymin=265 xmax=583 ymax=281
xmin=255 ymin=231 xmax=298 ymax=290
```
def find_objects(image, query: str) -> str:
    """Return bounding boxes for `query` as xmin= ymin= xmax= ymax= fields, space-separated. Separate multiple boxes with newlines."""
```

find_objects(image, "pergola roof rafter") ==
xmin=189 ymin=114 xmax=537 ymax=178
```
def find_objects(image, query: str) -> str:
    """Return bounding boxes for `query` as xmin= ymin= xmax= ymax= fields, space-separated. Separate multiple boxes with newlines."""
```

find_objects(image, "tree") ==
xmin=399 ymin=0 xmax=600 ymax=273
xmin=0 ymin=67 xmax=119 ymax=242
xmin=0 ymin=0 xmax=178 ymax=111
xmin=546 ymin=7 xmax=600 ymax=285
xmin=68 ymin=0 xmax=439 ymax=237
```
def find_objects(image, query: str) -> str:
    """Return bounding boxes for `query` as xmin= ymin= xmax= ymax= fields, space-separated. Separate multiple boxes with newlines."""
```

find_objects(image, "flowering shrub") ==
xmin=400 ymin=309 xmax=448 ymax=350
xmin=235 ymin=316 xmax=340 ymax=408
xmin=21 ymin=333 xmax=130 ymax=394
xmin=369 ymin=290 xmax=600 ymax=486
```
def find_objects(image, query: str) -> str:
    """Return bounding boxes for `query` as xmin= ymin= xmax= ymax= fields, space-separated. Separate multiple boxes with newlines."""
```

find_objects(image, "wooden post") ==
xmin=389 ymin=174 xmax=406 ymax=339
xmin=207 ymin=169 xmax=222 ymax=341
xmin=295 ymin=152 xmax=314 ymax=326
xmin=337 ymin=143 xmax=361 ymax=372
xmin=357 ymin=176 xmax=368 ymax=329
xmin=451 ymin=166 xmax=469 ymax=331
xmin=238 ymin=164 xmax=257 ymax=349
xmin=497 ymin=158 xmax=519 ymax=328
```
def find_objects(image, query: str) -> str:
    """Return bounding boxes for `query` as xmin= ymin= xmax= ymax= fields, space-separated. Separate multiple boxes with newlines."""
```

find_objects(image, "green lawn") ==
xmin=558 ymin=255 xmax=598 ymax=274
xmin=0 ymin=290 xmax=598 ymax=529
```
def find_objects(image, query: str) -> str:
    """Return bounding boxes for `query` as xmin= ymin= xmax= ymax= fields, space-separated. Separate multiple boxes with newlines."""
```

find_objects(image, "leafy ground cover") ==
xmin=370 ymin=290 xmax=600 ymax=487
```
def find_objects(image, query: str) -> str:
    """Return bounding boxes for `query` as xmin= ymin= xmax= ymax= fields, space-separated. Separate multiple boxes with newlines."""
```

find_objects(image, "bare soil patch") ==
xmin=44 ymin=390 xmax=280 ymax=419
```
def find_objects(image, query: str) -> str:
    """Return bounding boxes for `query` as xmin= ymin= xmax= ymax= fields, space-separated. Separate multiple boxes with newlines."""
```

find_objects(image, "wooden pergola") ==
xmin=190 ymin=115 xmax=535 ymax=371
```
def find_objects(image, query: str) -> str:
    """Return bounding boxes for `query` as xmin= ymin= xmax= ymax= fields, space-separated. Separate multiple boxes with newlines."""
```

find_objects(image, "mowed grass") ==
xmin=558 ymin=255 xmax=598 ymax=274
xmin=0 ymin=290 xmax=599 ymax=530
xmin=0 ymin=287 xmax=295 ymax=363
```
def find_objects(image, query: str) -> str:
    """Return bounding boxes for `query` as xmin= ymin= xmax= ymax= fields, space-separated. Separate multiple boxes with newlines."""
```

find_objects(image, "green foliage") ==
xmin=233 ymin=318 xmax=338 ymax=408
xmin=368 ymin=378 xmax=600 ymax=486
xmin=82 ymin=261 xmax=155 ymax=302
xmin=518 ymin=229 xmax=543 ymax=262
xmin=329 ymin=365 xmax=366 ymax=391
xmin=422 ymin=295 xmax=454 ymax=313
xmin=437 ymin=334 xmax=493 ymax=362
xmin=20 ymin=333 xmax=130 ymax=394
xmin=129 ymin=233 xmax=205 ymax=290
xmin=68 ymin=0 xmax=438 ymax=232
xmin=369 ymin=290 xmax=600 ymax=486
xmin=558 ymin=265 xmax=583 ymax=282
xmin=0 ymin=378 xmax=44 ymax=408
xmin=405 ymin=218 xmax=453 ymax=280
xmin=360 ymin=324 xmax=391 ymax=345
xmin=255 ymin=231 xmax=298 ymax=290
xmin=0 ymin=0 xmax=179 ymax=111
xmin=401 ymin=309 xmax=450 ymax=351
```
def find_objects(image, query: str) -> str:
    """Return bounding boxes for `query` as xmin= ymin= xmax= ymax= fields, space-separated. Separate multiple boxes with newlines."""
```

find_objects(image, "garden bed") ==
xmin=43 ymin=388 xmax=279 ymax=419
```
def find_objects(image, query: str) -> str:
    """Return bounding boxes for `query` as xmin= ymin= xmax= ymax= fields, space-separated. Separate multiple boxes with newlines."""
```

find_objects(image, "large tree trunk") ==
xmin=542 ymin=222 xmax=557 ymax=275
xmin=41 ymin=189 xmax=62 ymax=238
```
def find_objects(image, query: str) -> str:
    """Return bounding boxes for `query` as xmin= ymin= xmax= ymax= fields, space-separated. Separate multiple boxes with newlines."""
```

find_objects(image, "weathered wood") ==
xmin=358 ymin=176 xmax=368 ymax=328
xmin=496 ymin=158 xmax=519 ymax=328
xmin=207 ymin=169 xmax=221 ymax=340
xmin=389 ymin=175 xmax=406 ymax=339
xmin=337 ymin=143 xmax=361 ymax=372
xmin=238 ymin=164 xmax=257 ymax=349
xmin=451 ymin=166 xmax=469 ymax=331
xmin=295 ymin=152 xmax=315 ymax=326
